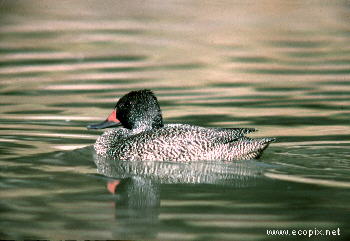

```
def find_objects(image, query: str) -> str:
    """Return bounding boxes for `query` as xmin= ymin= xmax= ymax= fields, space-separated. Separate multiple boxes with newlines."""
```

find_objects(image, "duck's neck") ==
xmin=130 ymin=123 xmax=157 ymax=134
xmin=129 ymin=116 xmax=163 ymax=133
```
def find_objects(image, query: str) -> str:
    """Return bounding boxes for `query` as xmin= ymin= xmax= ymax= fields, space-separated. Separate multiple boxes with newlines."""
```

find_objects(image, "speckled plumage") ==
xmin=89 ymin=90 xmax=275 ymax=162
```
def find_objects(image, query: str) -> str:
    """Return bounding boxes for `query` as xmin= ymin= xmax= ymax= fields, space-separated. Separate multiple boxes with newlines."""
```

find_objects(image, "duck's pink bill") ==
xmin=106 ymin=109 xmax=118 ymax=122
xmin=86 ymin=109 xmax=122 ymax=129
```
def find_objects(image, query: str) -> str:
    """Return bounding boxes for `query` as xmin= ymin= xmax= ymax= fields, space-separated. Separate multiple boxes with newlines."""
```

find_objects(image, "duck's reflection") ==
xmin=105 ymin=176 xmax=160 ymax=239
xmin=94 ymin=154 xmax=264 ymax=185
xmin=93 ymin=154 xmax=266 ymax=239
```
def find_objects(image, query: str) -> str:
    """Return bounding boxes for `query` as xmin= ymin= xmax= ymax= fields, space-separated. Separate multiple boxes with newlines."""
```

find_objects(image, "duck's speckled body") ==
xmin=88 ymin=90 xmax=274 ymax=162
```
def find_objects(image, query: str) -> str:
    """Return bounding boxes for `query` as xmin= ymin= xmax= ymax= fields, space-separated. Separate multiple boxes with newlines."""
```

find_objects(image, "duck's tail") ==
xmin=228 ymin=137 xmax=275 ymax=160
xmin=250 ymin=137 xmax=275 ymax=159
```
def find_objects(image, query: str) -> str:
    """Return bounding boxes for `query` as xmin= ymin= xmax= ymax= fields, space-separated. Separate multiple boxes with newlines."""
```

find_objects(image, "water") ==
xmin=1 ymin=0 xmax=350 ymax=240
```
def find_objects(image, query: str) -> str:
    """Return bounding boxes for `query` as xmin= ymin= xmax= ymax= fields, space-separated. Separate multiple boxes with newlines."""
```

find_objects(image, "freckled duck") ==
xmin=87 ymin=89 xmax=275 ymax=162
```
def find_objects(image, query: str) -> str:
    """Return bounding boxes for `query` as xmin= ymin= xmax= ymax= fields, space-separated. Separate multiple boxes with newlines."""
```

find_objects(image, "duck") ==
xmin=87 ymin=89 xmax=275 ymax=162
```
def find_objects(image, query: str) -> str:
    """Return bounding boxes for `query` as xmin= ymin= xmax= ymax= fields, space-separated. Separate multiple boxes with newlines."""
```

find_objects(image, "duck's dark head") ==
xmin=87 ymin=89 xmax=163 ymax=130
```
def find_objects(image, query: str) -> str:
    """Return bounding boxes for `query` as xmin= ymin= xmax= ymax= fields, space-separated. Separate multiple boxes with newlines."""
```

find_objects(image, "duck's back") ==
xmin=94 ymin=124 xmax=274 ymax=162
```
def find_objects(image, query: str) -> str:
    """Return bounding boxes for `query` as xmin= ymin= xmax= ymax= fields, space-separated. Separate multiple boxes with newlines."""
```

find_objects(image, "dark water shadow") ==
xmin=0 ymin=144 xmax=268 ymax=239
xmin=91 ymin=153 xmax=268 ymax=239
xmin=2 ymin=143 xmax=350 ymax=240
